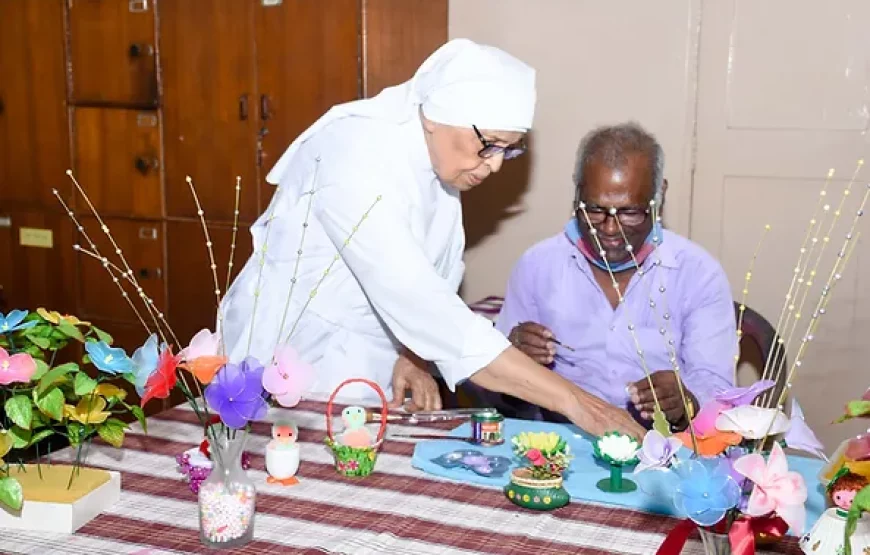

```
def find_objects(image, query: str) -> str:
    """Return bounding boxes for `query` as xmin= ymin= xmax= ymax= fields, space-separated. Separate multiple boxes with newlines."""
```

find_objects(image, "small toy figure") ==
xmin=800 ymin=469 xmax=870 ymax=554
xmin=338 ymin=406 xmax=373 ymax=448
xmin=265 ymin=420 xmax=300 ymax=486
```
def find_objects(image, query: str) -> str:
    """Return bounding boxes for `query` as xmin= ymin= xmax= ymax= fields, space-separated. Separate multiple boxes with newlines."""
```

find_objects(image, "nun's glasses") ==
xmin=473 ymin=125 xmax=526 ymax=160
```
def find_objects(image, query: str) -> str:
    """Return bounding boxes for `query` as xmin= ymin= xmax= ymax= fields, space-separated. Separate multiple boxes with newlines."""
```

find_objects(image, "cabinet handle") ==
xmin=239 ymin=94 xmax=249 ymax=120
xmin=134 ymin=156 xmax=159 ymax=175
xmin=0 ymin=97 xmax=4 ymax=115
xmin=137 ymin=268 xmax=162 ymax=279
xmin=260 ymin=94 xmax=272 ymax=120
xmin=128 ymin=43 xmax=154 ymax=58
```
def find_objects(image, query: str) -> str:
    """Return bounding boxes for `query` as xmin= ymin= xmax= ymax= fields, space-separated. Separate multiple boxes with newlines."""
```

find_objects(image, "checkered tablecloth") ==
xmin=0 ymin=400 xmax=802 ymax=554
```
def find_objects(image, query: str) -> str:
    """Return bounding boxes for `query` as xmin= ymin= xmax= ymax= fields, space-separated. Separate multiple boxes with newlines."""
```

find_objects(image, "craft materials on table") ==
xmin=410 ymin=417 xmax=828 ymax=533
xmin=504 ymin=431 xmax=573 ymax=510
xmin=592 ymin=432 xmax=640 ymax=493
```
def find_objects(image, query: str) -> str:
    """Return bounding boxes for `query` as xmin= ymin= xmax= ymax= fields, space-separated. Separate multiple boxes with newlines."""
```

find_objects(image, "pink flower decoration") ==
xmin=733 ymin=443 xmax=808 ymax=534
xmin=526 ymin=448 xmax=546 ymax=466
xmin=690 ymin=400 xmax=730 ymax=437
xmin=180 ymin=329 xmax=221 ymax=360
xmin=0 ymin=347 xmax=37 ymax=385
xmin=262 ymin=345 xmax=315 ymax=408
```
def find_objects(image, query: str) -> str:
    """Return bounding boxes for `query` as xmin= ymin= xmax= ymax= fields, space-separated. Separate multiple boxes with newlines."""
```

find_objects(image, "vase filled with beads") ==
xmin=197 ymin=425 xmax=256 ymax=548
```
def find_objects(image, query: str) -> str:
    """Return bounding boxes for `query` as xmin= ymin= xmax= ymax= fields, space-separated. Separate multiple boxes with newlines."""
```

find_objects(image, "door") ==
xmin=254 ymin=0 xmax=360 ymax=209
xmin=72 ymin=108 xmax=163 ymax=218
xmin=67 ymin=0 xmax=158 ymax=107
xmin=691 ymin=0 xmax=870 ymax=448
xmin=0 ymin=0 xmax=70 ymax=209
xmin=160 ymin=0 xmax=259 ymax=222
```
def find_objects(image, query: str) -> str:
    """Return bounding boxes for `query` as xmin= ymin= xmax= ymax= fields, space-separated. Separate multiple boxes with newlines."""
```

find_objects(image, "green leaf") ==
xmin=27 ymin=429 xmax=55 ymax=448
xmin=97 ymin=418 xmax=127 ymax=448
xmin=0 ymin=476 xmax=23 ymax=511
xmin=129 ymin=405 xmax=147 ymax=434
xmin=81 ymin=354 xmax=91 ymax=365
xmin=31 ymin=359 xmax=50 ymax=381
xmin=652 ymin=408 xmax=671 ymax=437
xmin=27 ymin=335 xmax=50 ymax=349
xmin=66 ymin=422 xmax=85 ymax=446
xmin=73 ymin=372 xmax=98 ymax=396
xmin=37 ymin=362 xmax=79 ymax=393
xmin=4 ymin=396 xmax=33 ymax=430
xmin=91 ymin=326 xmax=113 ymax=345
xmin=33 ymin=386 xmax=64 ymax=421
xmin=56 ymin=320 xmax=85 ymax=342
xmin=9 ymin=426 xmax=31 ymax=449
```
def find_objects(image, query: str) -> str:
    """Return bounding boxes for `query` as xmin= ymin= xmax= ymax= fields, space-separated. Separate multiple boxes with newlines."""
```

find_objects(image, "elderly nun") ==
xmin=220 ymin=39 xmax=644 ymax=439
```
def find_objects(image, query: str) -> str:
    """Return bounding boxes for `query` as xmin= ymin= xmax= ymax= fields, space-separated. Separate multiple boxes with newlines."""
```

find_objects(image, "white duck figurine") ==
xmin=265 ymin=420 xmax=300 ymax=486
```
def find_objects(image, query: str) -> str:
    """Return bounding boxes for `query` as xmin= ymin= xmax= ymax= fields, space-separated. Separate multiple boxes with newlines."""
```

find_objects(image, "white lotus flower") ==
xmin=597 ymin=433 xmax=639 ymax=462
xmin=715 ymin=405 xmax=791 ymax=439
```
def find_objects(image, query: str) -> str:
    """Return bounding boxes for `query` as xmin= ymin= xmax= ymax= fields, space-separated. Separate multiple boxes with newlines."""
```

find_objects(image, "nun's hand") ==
xmin=508 ymin=322 xmax=555 ymax=365
xmin=389 ymin=350 xmax=442 ymax=412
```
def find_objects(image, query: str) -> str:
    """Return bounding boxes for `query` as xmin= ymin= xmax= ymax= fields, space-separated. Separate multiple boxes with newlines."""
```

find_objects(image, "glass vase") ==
xmin=197 ymin=426 xmax=256 ymax=548
xmin=698 ymin=529 xmax=731 ymax=555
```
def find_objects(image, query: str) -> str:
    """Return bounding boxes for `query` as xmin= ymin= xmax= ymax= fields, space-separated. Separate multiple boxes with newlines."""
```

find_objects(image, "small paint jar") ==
xmin=471 ymin=410 xmax=504 ymax=446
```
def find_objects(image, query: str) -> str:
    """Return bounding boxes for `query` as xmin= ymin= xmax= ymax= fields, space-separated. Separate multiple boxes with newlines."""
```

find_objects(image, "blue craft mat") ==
xmin=410 ymin=418 xmax=827 ymax=535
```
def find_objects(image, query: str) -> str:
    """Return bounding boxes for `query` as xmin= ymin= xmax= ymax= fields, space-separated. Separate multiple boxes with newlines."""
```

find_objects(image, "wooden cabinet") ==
xmin=67 ymin=0 xmax=158 ymax=108
xmin=0 ymin=0 xmax=70 ymax=210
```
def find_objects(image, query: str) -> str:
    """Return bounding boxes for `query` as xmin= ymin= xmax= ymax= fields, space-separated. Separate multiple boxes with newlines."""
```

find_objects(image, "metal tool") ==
xmin=366 ymin=407 xmax=494 ymax=425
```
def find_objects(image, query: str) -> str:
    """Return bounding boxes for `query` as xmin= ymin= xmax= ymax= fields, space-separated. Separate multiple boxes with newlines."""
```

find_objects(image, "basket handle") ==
xmin=325 ymin=378 xmax=389 ymax=443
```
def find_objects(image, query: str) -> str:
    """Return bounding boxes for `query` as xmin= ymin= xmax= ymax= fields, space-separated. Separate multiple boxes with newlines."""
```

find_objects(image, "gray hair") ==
xmin=572 ymin=122 xmax=664 ymax=206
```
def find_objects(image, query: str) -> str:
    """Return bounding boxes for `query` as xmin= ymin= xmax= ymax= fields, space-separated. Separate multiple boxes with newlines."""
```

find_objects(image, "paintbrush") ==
xmin=552 ymin=337 xmax=575 ymax=351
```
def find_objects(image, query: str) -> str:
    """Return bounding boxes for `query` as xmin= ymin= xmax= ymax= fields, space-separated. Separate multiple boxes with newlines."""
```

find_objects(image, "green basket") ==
xmin=324 ymin=378 xmax=388 ymax=478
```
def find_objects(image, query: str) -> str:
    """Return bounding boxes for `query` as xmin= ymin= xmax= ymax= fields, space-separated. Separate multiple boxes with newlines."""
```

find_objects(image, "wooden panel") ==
xmin=0 ymin=0 xmax=70 ymax=209
xmin=362 ymin=0 xmax=448 ymax=96
xmin=254 ymin=0 xmax=360 ymax=209
xmin=0 ymin=210 xmax=76 ymax=314
xmin=67 ymin=0 xmax=158 ymax=107
xmin=75 ymin=217 xmax=165 ymax=325
xmin=165 ymin=220 xmax=253 ymax=349
xmin=72 ymin=108 xmax=162 ymax=218
xmin=161 ymin=0 xmax=258 ymax=222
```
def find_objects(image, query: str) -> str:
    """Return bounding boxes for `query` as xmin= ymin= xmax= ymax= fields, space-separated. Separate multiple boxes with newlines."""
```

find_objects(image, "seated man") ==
xmin=494 ymin=122 xmax=735 ymax=429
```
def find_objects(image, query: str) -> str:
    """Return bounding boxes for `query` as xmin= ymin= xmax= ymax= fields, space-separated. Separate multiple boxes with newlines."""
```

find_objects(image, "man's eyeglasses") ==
xmin=473 ymin=125 xmax=526 ymax=160
xmin=576 ymin=203 xmax=650 ymax=227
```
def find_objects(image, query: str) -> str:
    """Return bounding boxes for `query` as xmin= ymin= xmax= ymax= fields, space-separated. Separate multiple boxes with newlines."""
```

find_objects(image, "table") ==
xmin=0 ymin=400 xmax=802 ymax=554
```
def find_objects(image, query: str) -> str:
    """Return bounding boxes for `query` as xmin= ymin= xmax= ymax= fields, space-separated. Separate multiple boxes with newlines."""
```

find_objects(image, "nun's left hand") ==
xmin=389 ymin=350 xmax=442 ymax=412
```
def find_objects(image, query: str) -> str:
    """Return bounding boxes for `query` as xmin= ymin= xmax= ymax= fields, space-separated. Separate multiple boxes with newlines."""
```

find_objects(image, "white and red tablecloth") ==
xmin=0 ymin=400 xmax=802 ymax=554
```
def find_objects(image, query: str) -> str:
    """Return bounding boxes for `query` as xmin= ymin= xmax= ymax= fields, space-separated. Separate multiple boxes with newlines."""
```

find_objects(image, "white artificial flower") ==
xmin=597 ymin=434 xmax=639 ymax=462
xmin=715 ymin=405 xmax=791 ymax=439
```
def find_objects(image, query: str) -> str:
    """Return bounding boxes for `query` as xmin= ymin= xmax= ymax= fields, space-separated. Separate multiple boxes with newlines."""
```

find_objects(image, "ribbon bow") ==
xmin=656 ymin=515 xmax=788 ymax=555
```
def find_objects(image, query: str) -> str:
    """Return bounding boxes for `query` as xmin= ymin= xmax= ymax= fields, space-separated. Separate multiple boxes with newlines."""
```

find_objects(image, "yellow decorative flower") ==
xmin=522 ymin=494 xmax=530 ymax=502
xmin=508 ymin=490 xmax=515 ymax=499
xmin=543 ymin=496 xmax=552 ymax=504
xmin=94 ymin=383 xmax=127 ymax=401
xmin=64 ymin=396 xmax=111 ymax=425
xmin=37 ymin=308 xmax=90 ymax=327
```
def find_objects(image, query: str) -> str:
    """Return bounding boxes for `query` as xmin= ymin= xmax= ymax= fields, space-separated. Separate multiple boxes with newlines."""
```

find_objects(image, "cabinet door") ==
xmin=68 ymin=0 xmax=158 ymax=107
xmin=254 ymin=0 xmax=359 ymax=208
xmin=161 ymin=0 xmax=258 ymax=222
xmin=76 ymin=217 xmax=166 ymax=327
xmin=72 ymin=108 xmax=162 ymax=218
xmin=0 ymin=210 xmax=76 ymax=314
xmin=0 ymin=0 xmax=70 ymax=209
xmin=165 ymin=220 xmax=253 ymax=350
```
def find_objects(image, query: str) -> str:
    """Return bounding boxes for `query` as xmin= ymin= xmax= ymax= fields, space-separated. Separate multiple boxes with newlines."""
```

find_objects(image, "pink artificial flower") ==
xmin=526 ymin=448 xmax=546 ymax=466
xmin=733 ymin=443 xmax=808 ymax=534
xmin=0 ymin=347 xmax=37 ymax=385
xmin=262 ymin=345 xmax=315 ymax=408
xmin=180 ymin=329 xmax=221 ymax=360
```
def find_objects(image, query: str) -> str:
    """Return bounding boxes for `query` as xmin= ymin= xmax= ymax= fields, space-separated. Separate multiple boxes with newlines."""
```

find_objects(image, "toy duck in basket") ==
xmin=338 ymin=406 xmax=374 ymax=448
xmin=265 ymin=420 xmax=300 ymax=486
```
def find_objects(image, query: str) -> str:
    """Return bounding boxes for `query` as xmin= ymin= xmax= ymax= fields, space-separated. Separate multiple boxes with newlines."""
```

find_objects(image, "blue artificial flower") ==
xmin=672 ymin=458 xmax=741 ymax=526
xmin=0 ymin=310 xmax=38 ymax=334
xmin=85 ymin=341 xmax=134 ymax=375
xmin=131 ymin=334 xmax=159 ymax=396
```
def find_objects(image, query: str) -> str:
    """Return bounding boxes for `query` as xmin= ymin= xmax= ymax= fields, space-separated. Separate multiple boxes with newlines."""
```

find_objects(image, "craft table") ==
xmin=0 ymin=400 xmax=802 ymax=554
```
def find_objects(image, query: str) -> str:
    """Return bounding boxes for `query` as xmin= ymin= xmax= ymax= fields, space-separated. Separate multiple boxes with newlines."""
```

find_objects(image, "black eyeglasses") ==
xmin=473 ymin=125 xmax=526 ymax=160
xmin=575 ymin=202 xmax=650 ymax=227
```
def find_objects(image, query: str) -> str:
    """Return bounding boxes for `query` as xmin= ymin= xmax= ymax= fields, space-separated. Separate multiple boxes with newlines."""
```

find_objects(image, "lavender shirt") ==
xmin=495 ymin=229 xmax=736 ymax=412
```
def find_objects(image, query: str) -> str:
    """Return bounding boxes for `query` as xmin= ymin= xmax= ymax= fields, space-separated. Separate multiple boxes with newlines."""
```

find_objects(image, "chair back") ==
xmin=735 ymin=302 xmax=789 ymax=408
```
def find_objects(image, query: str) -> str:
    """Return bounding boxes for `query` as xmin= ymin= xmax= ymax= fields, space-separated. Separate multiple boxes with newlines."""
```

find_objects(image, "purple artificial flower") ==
xmin=204 ymin=357 xmax=268 ymax=429
xmin=783 ymin=399 xmax=827 ymax=460
xmin=634 ymin=430 xmax=682 ymax=474
xmin=714 ymin=380 xmax=775 ymax=407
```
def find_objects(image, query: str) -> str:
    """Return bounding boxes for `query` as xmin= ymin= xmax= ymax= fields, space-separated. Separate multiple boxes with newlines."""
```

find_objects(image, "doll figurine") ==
xmin=800 ymin=469 xmax=870 ymax=554
xmin=265 ymin=420 xmax=300 ymax=486
xmin=338 ymin=406 xmax=374 ymax=448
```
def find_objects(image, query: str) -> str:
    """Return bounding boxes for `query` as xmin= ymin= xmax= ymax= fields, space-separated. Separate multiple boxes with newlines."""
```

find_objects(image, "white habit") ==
xmin=219 ymin=39 xmax=536 ymax=402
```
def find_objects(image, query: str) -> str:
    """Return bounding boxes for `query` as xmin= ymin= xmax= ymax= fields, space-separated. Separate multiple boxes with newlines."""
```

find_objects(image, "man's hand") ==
xmin=389 ymin=350 xmax=442 ymax=412
xmin=507 ymin=322 xmax=555 ymax=365
xmin=627 ymin=371 xmax=697 ymax=425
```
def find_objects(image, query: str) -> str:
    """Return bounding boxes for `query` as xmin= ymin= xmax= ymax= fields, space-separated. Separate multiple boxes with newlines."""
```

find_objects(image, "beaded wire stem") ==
xmin=612 ymin=200 xmax=699 ymax=451
xmin=244 ymin=186 xmax=283 ymax=357
xmin=757 ymin=170 xmax=834 ymax=406
xmin=736 ymin=225 xmax=771 ymax=377
xmin=754 ymin=183 xmax=870 ymax=450
xmin=225 ymin=177 xmax=242 ymax=293
xmin=283 ymin=195 xmax=383 ymax=344
xmin=576 ymin=202 xmax=665 ymax=426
